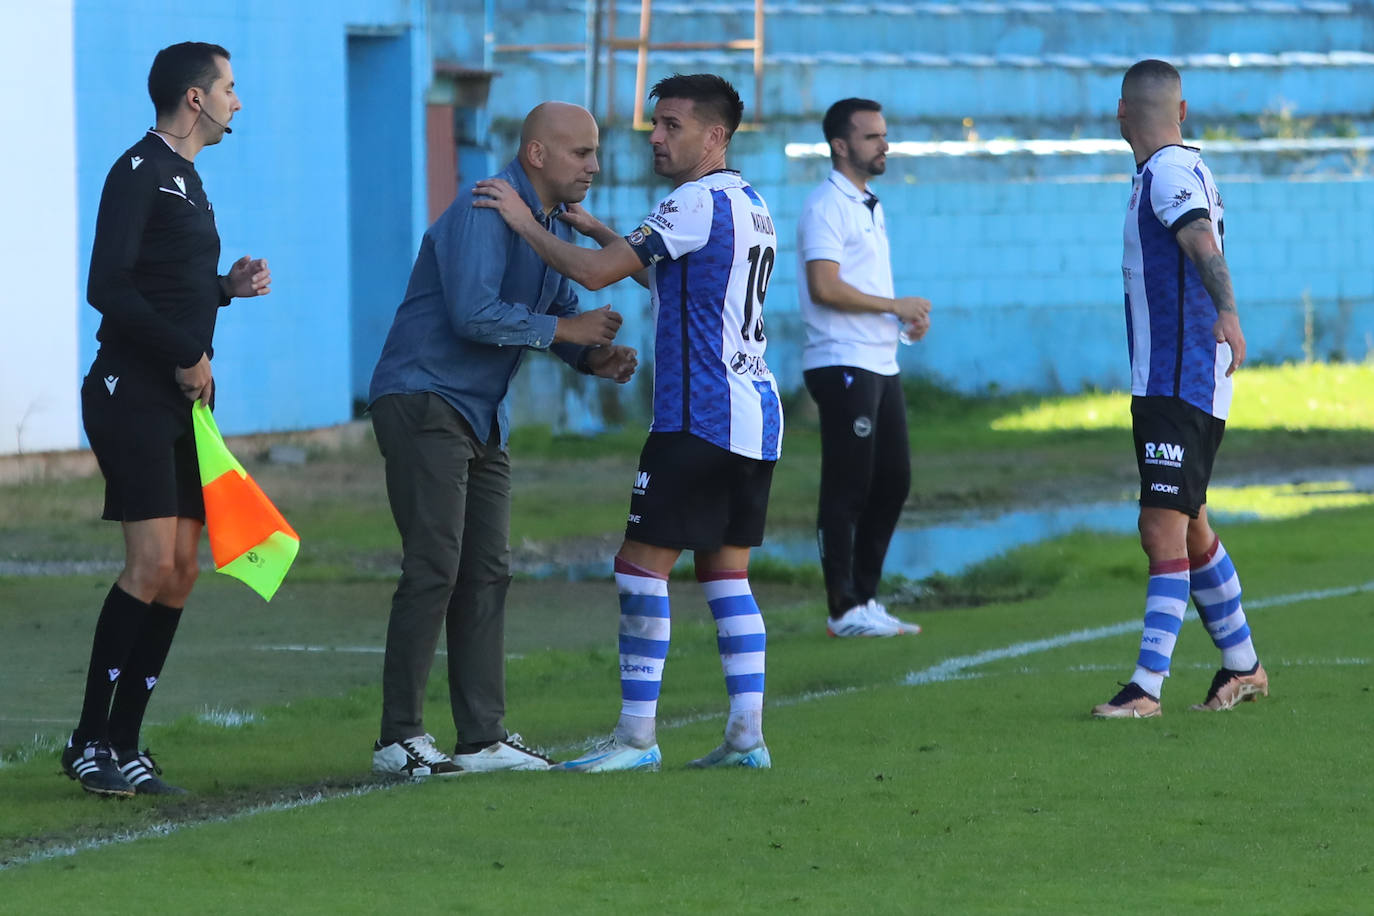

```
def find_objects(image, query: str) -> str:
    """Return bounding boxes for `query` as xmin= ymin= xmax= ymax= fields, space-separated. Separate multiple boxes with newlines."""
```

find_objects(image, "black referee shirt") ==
xmin=87 ymin=131 xmax=227 ymax=375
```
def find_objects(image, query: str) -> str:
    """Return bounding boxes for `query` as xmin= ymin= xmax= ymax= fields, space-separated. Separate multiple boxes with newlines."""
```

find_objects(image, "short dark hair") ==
xmin=148 ymin=42 xmax=231 ymax=117
xmin=649 ymin=73 xmax=744 ymax=137
xmin=1122 ymin=58 xmax=1180 ymax=96
xmin=822 ymin=97 xmax=883 ymax=145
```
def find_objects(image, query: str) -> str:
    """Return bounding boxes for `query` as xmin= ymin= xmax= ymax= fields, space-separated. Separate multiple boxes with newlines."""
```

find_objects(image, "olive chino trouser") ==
xmin=371 ymin=392 xmax=513 ymax=746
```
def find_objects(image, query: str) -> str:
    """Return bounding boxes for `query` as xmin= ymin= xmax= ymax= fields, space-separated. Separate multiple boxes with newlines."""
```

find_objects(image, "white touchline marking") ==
xmin=9 ymin=578 xmax=1372 ymax=871
xmin=0 ymin=784 xmax=393 ymax=871
xmin=901 ymin=579 xmax=1374 ymax=687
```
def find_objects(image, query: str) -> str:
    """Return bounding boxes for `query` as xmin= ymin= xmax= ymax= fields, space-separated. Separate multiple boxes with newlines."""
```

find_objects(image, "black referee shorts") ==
xmin=625 ymin=432 xmax=775 ymax=551
xmin=81 ymin=358 xmax=204 ymax=523
xmin=1131 ymin=395 xmax=1226 ymax=518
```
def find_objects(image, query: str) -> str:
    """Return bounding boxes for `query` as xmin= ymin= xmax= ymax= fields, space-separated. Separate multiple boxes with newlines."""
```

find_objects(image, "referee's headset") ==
xmin=192 ymin=96 xmax=232 ymax=135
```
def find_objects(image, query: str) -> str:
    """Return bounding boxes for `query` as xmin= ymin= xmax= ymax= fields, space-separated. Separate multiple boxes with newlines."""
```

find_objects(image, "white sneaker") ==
xmin=556 ymin=737 xmax=662 ymax=772
xmin=372 ymin=733 xmax=463 ymax=778
xmin=827 ymin=602 xmax=900 ymax=638
xmin=868 ymin=599 xmax=922 ymax=636
xmin=451 ymin=733 xmax=553 ymax=772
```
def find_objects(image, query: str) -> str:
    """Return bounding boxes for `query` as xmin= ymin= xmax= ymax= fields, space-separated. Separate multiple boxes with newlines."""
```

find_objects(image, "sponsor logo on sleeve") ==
xmin=626 ymin=225 xmax=665 ymax=264
xmin=1168 ymin=188 xmax=1193 ymax=208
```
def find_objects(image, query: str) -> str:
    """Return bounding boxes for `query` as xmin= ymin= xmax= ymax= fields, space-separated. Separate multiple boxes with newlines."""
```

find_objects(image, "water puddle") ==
xmin=3 ymin=471 xmax=1369 ymax=582
xmin=758 ymin=468 xmax=1374 ymax=581
xmin=756 ymin=500 xmax=1143 ymax=582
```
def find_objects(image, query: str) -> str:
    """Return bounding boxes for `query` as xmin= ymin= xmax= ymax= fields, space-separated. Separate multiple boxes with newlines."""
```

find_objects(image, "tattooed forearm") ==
xmin=1196 ymin=251 xmax=1236 ymax=314
xmin=1178 ymin=220 xmax=1237 ymax=315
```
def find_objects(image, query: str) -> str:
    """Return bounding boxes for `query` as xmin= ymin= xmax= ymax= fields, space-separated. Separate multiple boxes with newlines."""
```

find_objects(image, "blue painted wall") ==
xmin=73 ymin=0 xmax=429 ymax=437
xmin=60 ymin=0 xmax=1373 ymax=440
xmin=490 ymin=124 xmax=1374 ymax=419
xmin=347 ymin=31 xmax=418 ymax=405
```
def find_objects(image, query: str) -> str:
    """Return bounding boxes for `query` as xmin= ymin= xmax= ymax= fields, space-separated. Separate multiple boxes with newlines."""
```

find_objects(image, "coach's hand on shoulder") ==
xmin=1214 ymin=311 xmax=1246 ymax=376
xmin=176 ymin=353 xmax=214 ymax=403
xmin=555 ymin=304 xmax=622 ymax=347
xmin=587 ymin=344 xmax=638 ymax=384
xmin=225 ymin=255 xmax=271 ymax=299
xmin=473 ymin=178 xmax=538 ymax=232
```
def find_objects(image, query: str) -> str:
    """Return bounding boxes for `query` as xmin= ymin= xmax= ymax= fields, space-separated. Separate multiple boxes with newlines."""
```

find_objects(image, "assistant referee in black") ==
xmin=62 ymin=41 xmax=271 ymax=797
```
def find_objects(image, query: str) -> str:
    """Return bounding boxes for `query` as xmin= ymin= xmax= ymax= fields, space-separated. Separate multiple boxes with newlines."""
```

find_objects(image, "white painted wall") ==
xmin=0 ymin=0 xmax=79 ymax=454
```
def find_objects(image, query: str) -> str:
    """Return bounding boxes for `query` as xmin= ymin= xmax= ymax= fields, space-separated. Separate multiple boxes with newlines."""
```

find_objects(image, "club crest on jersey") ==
xmin=853 ymin=416 xmax=873 ymax=438
xmin=626 ymin=225 xmax=665 ymax=264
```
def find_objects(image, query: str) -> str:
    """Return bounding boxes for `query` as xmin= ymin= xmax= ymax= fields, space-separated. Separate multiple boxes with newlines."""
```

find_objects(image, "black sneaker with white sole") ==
xmin=372 ymin=733 xmax=464 ymax=778
xmin=115 ymin=748 xmax=189 ymax=795
xmin=61 ymin=736 xmax=135 ymax=798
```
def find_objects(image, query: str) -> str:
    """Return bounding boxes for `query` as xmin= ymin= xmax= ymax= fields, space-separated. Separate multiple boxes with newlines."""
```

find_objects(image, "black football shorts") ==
xmin=1131 ymin=395 xmax=1226 ymax=518
xmin=625 ymin=431 xmax=775 ymax=551
xmin=81 ymin=357 xmax=204 ymax=523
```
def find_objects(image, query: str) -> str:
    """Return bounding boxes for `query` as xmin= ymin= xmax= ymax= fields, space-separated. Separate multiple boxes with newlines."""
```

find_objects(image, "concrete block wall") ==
xmin=496 ymin=122 xmax=1373 ymax=429
xmin=69 ymin=0 xmax=431 ymax=440
xmin=456 ymin=0 xmax=1374 ymax=432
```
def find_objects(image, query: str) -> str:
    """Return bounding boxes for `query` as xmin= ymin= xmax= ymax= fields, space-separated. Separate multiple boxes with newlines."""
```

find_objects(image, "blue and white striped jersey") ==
xmin=626 ymin=170 xmax=784 ymax=461
xmin=1122 ymin=144 xmax=1233 ymax=419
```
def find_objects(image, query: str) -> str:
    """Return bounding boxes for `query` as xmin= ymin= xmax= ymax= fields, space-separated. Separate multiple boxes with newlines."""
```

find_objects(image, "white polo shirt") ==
xmin=797 ymin=169 xmax=899 ymax=375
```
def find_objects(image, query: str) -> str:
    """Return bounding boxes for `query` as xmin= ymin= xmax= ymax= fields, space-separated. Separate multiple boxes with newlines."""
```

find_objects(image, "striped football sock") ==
xmin=1131 ymin=558 xmax=1190 ymax=697
xmin=1190 ymin=537 xmax=1258 ymax=672
xmin=699 ymin=568 xmax=766 ymax=750
xmin=613 ymin=556 xmax=670 ymax=748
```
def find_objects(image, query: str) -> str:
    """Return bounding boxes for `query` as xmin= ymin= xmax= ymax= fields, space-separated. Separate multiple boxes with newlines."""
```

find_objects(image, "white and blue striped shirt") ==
xmin=626 ymin=170 xmax=784 ymax=461
xmin=1122 ymin=144 xmax=1233 ymax=420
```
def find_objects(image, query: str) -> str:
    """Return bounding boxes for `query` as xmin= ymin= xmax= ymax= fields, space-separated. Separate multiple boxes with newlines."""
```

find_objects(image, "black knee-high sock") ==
xmin=108 ymin=601 xmax=184 ymax=753
xmin=75 ymin=584 xmax=151 ymax=744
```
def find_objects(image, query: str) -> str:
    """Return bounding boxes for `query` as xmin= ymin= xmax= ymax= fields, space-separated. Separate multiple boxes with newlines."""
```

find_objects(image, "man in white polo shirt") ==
xmin=798 ymin=97 xmax=931 ymax=638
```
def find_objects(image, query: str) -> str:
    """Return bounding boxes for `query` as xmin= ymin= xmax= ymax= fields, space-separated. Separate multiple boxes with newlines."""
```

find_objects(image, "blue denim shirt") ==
xmin=368 ymin=159 xmax=586 ymax=448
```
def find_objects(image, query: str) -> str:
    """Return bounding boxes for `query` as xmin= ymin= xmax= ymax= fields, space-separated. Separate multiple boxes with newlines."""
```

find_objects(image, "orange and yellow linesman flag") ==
xmin=191 ymin=401 xmax=300 ymax=601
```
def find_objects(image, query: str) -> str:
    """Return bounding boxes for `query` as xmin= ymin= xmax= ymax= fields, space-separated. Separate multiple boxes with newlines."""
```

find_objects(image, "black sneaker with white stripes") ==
xmin=115 ymin=747 xmax=189 ymax=795
xmin=372 ymin=733 xmax=464 ymax=778
xmin=61 ymin=735 xmax=135 ymax=798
